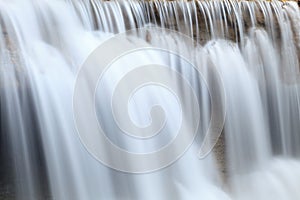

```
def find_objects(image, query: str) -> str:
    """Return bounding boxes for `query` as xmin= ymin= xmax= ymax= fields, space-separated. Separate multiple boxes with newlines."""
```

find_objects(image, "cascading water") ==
xmin=0 ymin=0 xmax=300 ymax=199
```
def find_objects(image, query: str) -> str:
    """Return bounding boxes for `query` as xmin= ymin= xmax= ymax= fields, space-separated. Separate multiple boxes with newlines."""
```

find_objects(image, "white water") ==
xmin=0 ymin=0 xmax=300 ymax=200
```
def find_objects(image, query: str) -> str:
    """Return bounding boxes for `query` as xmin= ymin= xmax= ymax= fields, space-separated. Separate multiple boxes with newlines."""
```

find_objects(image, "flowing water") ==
xmin=0 ymin=0 xmax=300 ymax=199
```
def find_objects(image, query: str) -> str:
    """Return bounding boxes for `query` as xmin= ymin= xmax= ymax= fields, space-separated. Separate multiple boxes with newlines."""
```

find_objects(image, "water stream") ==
xmin=0 ymin=0 xmax=300 ymax=199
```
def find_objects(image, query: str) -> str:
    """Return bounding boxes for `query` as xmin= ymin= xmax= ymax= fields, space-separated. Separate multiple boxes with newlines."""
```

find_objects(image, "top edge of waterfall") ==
xmin=93 ymin=0 xmax=299 ymax=2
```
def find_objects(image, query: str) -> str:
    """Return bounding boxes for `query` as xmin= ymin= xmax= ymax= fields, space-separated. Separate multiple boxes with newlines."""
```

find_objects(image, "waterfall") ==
xmin=0 ymin=0 xmax=300 ymax=199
